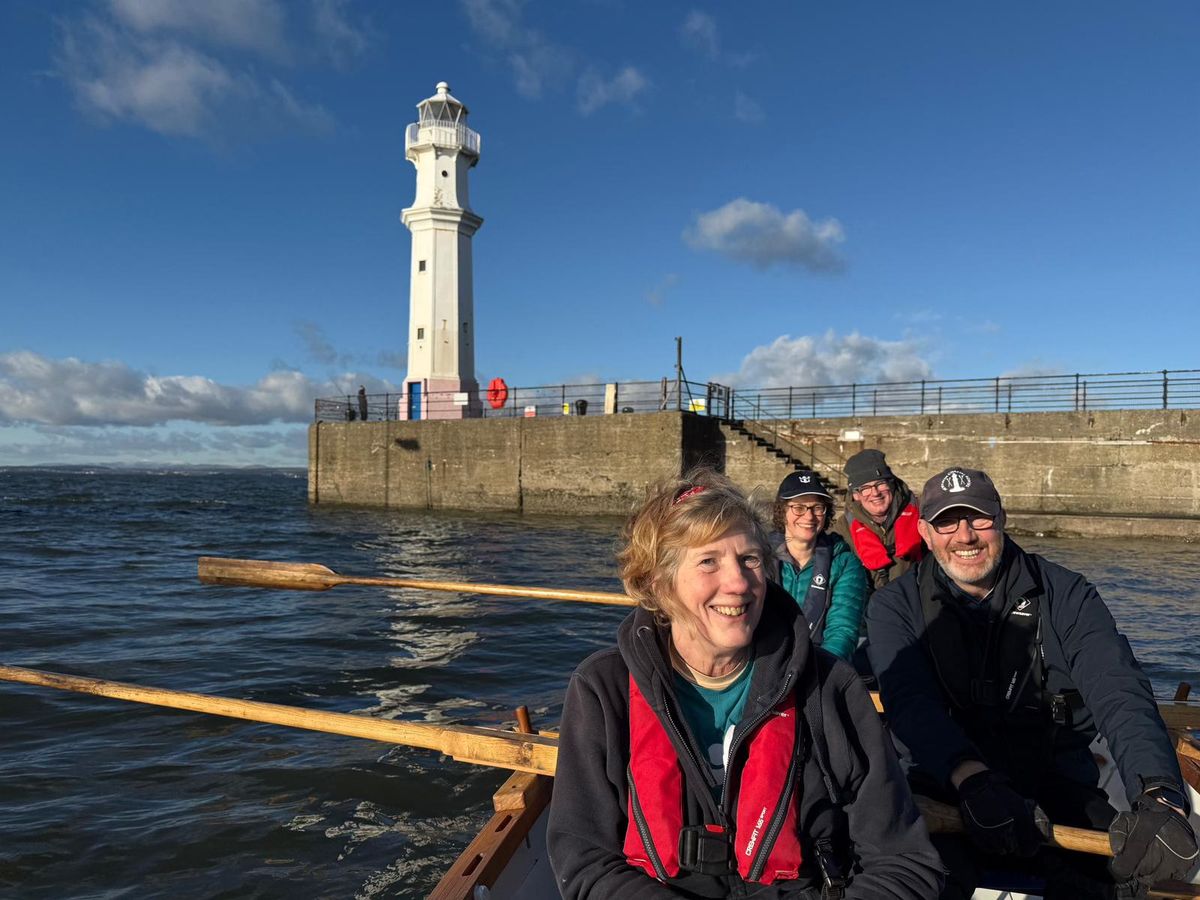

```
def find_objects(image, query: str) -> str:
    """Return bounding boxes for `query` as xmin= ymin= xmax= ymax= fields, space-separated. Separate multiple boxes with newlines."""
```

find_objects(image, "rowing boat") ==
xmin=2 ymin=558 xmax=1195 ymax=898
xmin=427 ymin=728 xmax=1200 ymax=900
xmin=195 ymin=559 xmax=1200 ymax=899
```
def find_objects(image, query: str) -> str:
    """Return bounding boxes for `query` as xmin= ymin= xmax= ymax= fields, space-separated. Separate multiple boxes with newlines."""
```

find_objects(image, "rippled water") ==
xmin=1 ymin=468 xmax=1196 ymax=898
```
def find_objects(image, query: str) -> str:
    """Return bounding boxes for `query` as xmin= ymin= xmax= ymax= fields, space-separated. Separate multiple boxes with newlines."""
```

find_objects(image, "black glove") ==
xmin=1109 ymin=792 xmax=1198 ymax=887
xmin=957 ymin=769 xmax=1047 ymax=857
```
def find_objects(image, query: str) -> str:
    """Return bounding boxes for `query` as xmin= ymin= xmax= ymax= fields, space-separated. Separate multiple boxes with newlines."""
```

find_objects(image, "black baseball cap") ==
xmin=777 ymin=469 xmax=833 ymax=502
xmin=919 ymin=467 xmax=1002 ymax=521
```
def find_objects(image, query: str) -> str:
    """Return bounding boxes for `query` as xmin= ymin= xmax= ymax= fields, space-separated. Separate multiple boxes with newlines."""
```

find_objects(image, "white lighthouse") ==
xmin=398 ymin=82 xmax=483 ymax=420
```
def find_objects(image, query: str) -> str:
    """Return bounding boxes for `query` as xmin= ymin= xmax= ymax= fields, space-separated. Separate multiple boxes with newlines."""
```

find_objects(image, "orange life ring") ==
xmin=487 ymin=377 xmax=509 ymax=409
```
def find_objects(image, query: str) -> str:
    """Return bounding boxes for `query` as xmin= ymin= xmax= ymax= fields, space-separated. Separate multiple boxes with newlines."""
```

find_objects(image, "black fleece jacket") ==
xmin=546 ymin=583 xmax=944 ymax=899
xmin=866 ymin=536 xmax=1184 ymax=800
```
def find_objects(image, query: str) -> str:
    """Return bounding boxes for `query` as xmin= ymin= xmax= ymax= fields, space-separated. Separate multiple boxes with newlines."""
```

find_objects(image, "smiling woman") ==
xmin=770 ymin=469 xmax=869 ymax=662
xmin=546 ymin=468 xmax=944 ymax=899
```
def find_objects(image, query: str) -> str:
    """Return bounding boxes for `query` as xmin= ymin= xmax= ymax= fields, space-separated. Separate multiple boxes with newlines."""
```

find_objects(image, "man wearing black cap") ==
xmin=834 ymin=449 xmax=926 ymax=594
xmin=866 ymin=467 xmax=1197 ymax=899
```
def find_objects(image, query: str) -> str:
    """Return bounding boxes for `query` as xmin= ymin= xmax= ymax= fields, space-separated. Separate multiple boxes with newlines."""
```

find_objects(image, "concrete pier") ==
xmin=309 ymin=408 xmax=1200 ymax=539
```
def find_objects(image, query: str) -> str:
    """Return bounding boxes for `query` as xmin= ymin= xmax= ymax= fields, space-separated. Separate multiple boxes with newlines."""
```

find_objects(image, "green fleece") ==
xmin=779 ymin=533 xmax=868 ymax=661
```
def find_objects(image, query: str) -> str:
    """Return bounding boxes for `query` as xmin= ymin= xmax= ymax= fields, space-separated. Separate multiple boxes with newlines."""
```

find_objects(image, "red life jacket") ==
xmin=849 ymin=503 xmax=924 ymax=571
xmin=622 ymin=675 xmax=803 ymax=885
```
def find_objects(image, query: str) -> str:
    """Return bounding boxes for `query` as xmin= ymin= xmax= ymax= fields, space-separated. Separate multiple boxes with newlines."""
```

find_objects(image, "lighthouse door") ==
xmin=408 ymin=383 xmax=422 ymax=420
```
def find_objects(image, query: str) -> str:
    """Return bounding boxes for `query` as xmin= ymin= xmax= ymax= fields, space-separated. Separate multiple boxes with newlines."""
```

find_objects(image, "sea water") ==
xmin=0 ymin=468 xmax=1196 ymax=899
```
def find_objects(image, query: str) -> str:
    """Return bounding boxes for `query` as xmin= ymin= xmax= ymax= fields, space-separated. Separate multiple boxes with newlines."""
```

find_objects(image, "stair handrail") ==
xmin=731 ymin=393 xmax=850 ymax=492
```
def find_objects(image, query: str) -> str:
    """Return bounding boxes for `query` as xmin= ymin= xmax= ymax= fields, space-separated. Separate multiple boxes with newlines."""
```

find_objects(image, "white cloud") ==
xmin=684 ymin=197 xmax=846 ymax=272
xmin=109 ymin=0 xmax=291 ymax=59
xmin=715 ymin=331 xmax=933 ymax=389
xmin=733 ymin=90 xmax=764 ymax=124
xmin=56 ymin=2 xmax=363 ymax=141
xmin=1001 ymin=361 xmax=1065 ymax=378
xmin=577 ymin=65 xmax=648 ymax=115
xmin=460 ymin=0 xmax=572 ymax=100
xmin=310 ymin=0 xmax=371 ymax=67
xmin=376 ymin=350 xmax=407 ymax=370
xmin=0 ymin=351 xmax=398 ymax=427
xmin=680 ymin=10 xmax=719 ymax=59
xmin=645 ymin=273 xmax=680 ymax=307
xmin=0 ymin=422 xmax=308 ymax=466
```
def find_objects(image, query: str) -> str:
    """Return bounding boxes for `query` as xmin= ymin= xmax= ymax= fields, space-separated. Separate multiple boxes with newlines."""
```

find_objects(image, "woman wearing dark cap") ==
xmin=771 ymin=469 xmax=868 ymax=661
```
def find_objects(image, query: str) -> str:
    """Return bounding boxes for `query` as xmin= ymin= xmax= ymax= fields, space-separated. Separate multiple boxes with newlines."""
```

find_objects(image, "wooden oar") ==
xmin=0 ymin=663 xmax=1122 ymax=858
xmin=199 ymin=558 xmax=1200 ymax=733
xmin=0 ymin=664 xmax=556 ymax=776
xmin=913 ymin=795 xmax=1112 ymax=856
xmin=198 ymin=557 xmax=635 ymax=607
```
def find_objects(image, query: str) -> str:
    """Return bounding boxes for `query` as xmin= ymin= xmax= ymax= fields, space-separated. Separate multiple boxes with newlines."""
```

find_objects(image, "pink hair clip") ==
xmin=673 ymin=485 xmax=707 ymax=505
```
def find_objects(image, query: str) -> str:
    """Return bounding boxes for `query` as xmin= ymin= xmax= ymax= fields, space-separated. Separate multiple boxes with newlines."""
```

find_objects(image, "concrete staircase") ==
xmin=721 ymin=419 xmax=848 ymax=497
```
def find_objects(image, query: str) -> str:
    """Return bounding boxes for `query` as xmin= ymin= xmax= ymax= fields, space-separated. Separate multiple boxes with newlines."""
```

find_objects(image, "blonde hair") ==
xmin=617 ymin=467 xmax=771 ymax=623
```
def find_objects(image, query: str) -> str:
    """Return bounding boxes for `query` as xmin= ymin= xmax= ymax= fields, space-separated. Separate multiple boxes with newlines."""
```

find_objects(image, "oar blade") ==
xmin=198 ymin=557 xmax=338 ymax=591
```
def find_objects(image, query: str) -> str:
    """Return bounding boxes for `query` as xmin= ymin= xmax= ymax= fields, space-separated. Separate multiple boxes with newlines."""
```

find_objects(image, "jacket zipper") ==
xmin=661 ymin=699 xmax=713 ymax=792
xmin=720 ymin=671 xmax=794 ymax=814
xmin=746 ymin=737 xmax=801 ymax=881
xmin=627 ymin=766 xmax=670 ymax=881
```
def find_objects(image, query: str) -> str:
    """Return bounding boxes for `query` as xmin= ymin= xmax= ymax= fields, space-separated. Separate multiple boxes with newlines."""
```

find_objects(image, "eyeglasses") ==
xmin=855 ymin=480 xmax=891 ymax=496
xmin=786 ymin=502 xmax=826 ymax=517
xmin=929 ymin=514 xmax=996 ymax=535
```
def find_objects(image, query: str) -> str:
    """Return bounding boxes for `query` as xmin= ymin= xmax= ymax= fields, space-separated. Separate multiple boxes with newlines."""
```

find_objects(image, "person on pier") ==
xmin=770 ymin=469 xmax=868 ymax=662
xmin=833 ymin=449 xmax=926 ymax=593
xmin=866 ymin=466 xmax=1198 ymax=899
xmin=548 ymin=468 xmax=943 ymax=899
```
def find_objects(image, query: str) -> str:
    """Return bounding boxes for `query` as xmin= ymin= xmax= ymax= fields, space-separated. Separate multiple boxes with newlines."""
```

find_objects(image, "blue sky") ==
xmin=2 ymin=1 xmax=1198 ymax=465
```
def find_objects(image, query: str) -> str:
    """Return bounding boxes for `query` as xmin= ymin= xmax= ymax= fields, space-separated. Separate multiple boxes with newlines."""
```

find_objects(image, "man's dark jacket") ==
xmin=865 ymin=537 xmax=1184 ymax=800
xmin=547 ymin=583 xmax=943 ymax=899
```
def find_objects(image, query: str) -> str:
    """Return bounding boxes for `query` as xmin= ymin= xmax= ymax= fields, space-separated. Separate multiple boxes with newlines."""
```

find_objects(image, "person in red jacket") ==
xmin=546 ymin=468 xmax=943 ymax=899
xmin=833 ymin=449 xmax=925 ymax=594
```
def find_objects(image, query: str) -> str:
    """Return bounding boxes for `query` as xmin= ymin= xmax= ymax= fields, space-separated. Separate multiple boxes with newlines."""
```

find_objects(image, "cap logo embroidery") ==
xmin=797 ymin=475 xmax=811 ymax=483
xmin=941 ymin=470 xmax=971 ymax=493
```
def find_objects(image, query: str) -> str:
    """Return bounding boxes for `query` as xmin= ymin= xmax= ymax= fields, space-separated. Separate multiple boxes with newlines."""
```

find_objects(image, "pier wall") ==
xmin=773 ymin=408 xmax=1200 ymax=539
xmin=309 ymin=408 xmax=1200 ymax=538
xmin=308 ymin=412 xmax=692 ymax=516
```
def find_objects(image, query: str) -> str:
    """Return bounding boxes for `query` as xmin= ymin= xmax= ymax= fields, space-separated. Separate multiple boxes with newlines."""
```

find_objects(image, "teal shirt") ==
xmin=672 ymin=662 xmax=754 ymax=799
xmin=778 ymin=533 xmax=869 ymax=661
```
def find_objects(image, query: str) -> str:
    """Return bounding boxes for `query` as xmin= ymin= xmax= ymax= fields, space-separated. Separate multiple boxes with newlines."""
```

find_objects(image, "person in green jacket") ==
xmin=770 ymin=469 xmax=869 ymax=661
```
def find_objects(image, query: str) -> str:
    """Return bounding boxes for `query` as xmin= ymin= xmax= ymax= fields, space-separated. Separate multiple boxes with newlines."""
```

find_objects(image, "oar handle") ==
xmin=914 ymin=795 xmax=1113 ymax=856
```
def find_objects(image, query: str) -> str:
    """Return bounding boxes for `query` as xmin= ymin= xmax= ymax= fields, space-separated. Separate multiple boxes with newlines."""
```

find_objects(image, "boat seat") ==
xmin=977 ymin=870 xmax=1047 ymax=894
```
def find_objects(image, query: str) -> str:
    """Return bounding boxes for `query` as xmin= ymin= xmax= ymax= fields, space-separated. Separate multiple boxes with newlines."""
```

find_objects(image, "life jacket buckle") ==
xmin=814 ymin=837 xmax=846 ymax=899
xmin=1048 ymin=689 xmax=1083 ymax=726
xmin=677 ymin=824 xmax=733 ymax=876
